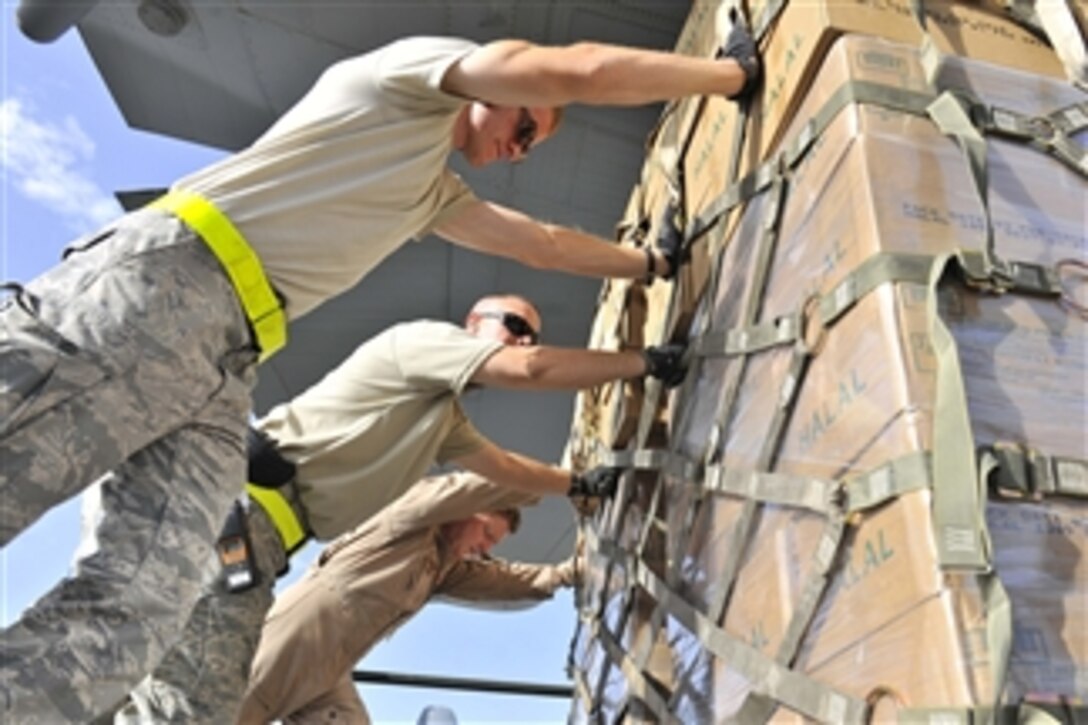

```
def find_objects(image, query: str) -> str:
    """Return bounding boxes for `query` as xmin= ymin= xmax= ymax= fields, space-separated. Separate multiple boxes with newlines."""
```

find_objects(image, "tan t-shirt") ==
xmin=173 ymin=37 xmax=480 ymax=320
xmin=258 ymin=320 xmax=502 ymax=539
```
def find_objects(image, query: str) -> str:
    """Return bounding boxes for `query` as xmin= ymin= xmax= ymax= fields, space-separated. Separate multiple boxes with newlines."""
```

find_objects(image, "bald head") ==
xmin=464 ymin=294 xmax=542 ymax=346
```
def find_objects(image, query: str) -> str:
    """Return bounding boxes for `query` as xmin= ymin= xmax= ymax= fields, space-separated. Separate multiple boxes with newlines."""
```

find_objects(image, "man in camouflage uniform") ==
xmin=1 ymin=27 xmax=759 ymax=723
xmin=238 ymin=471 xmax=579 ymax=724
xmin=112 ymin=292 xmax=681 ymax=723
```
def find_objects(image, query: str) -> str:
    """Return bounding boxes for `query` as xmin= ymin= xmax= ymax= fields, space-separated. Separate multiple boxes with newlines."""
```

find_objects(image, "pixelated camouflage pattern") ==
xmin=115 ymin=498 xmax=288 ymax=724
xmin=0 ymin=209 xmax=258 ymax=722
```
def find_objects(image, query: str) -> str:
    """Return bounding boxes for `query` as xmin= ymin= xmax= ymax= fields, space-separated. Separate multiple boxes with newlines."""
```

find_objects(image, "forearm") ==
xmin=447 ymin=40 xmax=747 ymax=108
xmin=479 ymin=346 xmax=646 ymax=390
xmin=455 ymin=445 xmax=571 ymax=497
xmin=434 ymin=200 xmax=670 ymax=280
xmin=439 ymin=559 xmax=570 ymax=601
xmin=538 ymin=223 xmax=670 ymax=279
xmin=553 ymin=43 xmax=747 ymax=106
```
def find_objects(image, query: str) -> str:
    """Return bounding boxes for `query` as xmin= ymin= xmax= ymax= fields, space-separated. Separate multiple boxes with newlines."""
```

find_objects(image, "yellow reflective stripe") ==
xmin=150 ymin=190 xmax=286 ymax=361
xmin=245 ymin=483 xmax=307 ymax=552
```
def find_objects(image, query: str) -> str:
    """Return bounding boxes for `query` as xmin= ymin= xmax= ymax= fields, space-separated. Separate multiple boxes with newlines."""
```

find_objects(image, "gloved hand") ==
xmin=568 ymin=466 xmax=623 ymax=499
xmin=719 ymin=9 xmax=761 ymax=102
xmin=246 ymin=426 xmax=297 ymax=488
xmin=642 ymin=343 xmax=688 ymax=388
xmin=655 ymin=200 xmax=688 ymax=280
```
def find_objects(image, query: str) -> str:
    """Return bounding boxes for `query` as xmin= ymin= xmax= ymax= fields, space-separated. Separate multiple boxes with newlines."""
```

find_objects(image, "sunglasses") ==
xmin=513 ymin=108 xmax=538 ymax=159
xmin=477 ymin=311 xmax=539 ymax=345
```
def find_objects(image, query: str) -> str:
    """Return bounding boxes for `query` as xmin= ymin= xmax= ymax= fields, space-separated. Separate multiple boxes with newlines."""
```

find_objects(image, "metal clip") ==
xmin=986 ymin=443 xmax=1045 ymax=501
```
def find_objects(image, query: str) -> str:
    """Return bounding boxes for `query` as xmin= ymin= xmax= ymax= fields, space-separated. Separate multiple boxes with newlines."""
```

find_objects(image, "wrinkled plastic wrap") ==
xmin=569 ymin=28 xmax=1087 ymax=721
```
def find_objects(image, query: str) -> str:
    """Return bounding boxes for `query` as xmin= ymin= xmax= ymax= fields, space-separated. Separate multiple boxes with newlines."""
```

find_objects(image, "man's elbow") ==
xmin=516 ymin=223 xmax=564 ymax=270
xmin=552 ymin=42 xmax=616 ymax=102
xmin=507 ymin=347 xmax=552 ymax=385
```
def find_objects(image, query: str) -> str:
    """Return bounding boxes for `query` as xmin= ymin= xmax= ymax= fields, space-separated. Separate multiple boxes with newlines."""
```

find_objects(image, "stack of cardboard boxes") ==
xmin=568 ymin=1 xmax=1086 ymax=720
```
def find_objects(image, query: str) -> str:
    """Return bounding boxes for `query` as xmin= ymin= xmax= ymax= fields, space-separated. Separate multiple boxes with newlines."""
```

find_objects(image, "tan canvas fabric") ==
xmin=258 ymin=320 xmax=503 ymax=539
xmin=174 ymin=37 xmax=480 ymax=320
xmin=237 ymin=472 xmax=567 ymax=723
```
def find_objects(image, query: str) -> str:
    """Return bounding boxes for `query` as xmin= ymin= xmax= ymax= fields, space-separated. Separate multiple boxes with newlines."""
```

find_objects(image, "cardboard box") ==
xmin=748 ymin=0 xmax=1067 ymax=160
xmin=572 ymin=18 xmax=1086 ymax=722
xmin=686 ymin=34 xmax=1088 ymax=475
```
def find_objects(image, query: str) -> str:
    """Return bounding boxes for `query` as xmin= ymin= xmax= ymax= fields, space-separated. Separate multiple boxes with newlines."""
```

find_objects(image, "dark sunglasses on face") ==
xmin=478 ymin=311 xmax=539 ymax=345
xmin=513 ymin=108 xmax=538 ymax=158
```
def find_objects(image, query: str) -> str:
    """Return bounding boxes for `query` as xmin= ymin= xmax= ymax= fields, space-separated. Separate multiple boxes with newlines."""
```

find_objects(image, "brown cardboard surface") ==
xmin=801 ymin=591 xmax=976 ymax=709
xmin=572 ymin=13 xmax=1087 ymax=718
xmin=748 ymin=0 xmax=1065 ymax=160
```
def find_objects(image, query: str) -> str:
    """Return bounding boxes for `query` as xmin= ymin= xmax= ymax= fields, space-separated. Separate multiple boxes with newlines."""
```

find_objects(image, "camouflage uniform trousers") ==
xmin=113 ymin=493 xmax=293 ymax=724
xmin=0 ymin=208 xmax=259 ymax=722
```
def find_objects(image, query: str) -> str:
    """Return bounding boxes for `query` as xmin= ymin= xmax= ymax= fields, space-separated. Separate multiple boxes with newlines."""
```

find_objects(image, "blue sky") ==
xmin=1 ymin=11 xmax=573 ymax=724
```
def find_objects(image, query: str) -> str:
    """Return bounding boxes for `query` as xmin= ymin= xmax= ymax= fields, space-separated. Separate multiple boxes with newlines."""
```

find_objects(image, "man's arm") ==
xmin=433 ymin=199 xmax=669 ymax=279
xmin=471 ymin=343 xmax=645 ymax=390
xmin=453 ymin=439 xmax=572 ymax=497
xmin=387 ymin=471 xmax=540 ymax=535
xmin=436 ymin=556 xmax=576 ymax=602
xmin=441 ymin=40 xmax=748 ymax=107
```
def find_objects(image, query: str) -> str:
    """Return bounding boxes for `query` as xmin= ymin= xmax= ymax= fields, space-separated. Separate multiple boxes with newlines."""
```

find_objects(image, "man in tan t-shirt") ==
xmin=2 ymin=23 xmax=760 ymax=720
xmin=114 ymin=292 xmax=684 ymax=722
xmin=238 ymin=471 xmax=576 ymax=724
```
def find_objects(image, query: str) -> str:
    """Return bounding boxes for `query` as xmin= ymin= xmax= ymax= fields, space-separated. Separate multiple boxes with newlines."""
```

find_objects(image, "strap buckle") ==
xmin=986 ymin=443 xmax=1051 ymax=501
xmin=957 ymin=251 xmax=1063 ymax=297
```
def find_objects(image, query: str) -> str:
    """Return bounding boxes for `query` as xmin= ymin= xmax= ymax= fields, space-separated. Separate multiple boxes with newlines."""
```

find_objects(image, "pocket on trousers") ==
xmin=0 ymin=288 xmax=110 ymax=437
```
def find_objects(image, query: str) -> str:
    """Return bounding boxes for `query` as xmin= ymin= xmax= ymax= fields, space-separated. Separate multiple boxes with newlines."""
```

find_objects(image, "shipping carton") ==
xmin=748 ymin=0 xmax=1066 ymax=160
xmin=571 ymin=18 xmax=1086 ymax=721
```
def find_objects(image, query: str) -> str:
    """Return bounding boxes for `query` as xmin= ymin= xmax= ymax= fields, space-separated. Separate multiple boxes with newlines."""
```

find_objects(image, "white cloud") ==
xmin=1 ymin=96 xmax=119 ymax=233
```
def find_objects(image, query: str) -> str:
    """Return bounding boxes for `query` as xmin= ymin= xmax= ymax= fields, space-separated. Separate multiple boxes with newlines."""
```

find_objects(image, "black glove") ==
xmin=569 ymin=466 xmax=623 ymax=499
xmin=642 ymin=343 xmax=688 ymax=388
xmin=719 ymin=9 xmax=761 ymax=102
xmin=655 ymin=200 xmax=688 ymax=280
xmin=246 ymin=426 xmax=297 ymax=488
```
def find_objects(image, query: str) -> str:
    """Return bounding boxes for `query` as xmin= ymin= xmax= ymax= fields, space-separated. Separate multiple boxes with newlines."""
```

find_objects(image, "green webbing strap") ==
xmin=628 ymin=475 xmax=668 ymax=670
xmin=695 ymin=313 xmax=800 ymax=358
xmin=577 ymin=475 xmax=635 ymax=706
xmin=983 ymin=443 xmax=1088 ymax=500
xmin=1050 ymin=101 xmax=1088 ymax=136
xmin=972 ymin=100 xmax=1088 ymax=179
xmin=601 ymin=448 xmax=700 ymax=481
xmin=150 ymin=190 xmax=286 ymax=361
xmin=928 ymin=92 xmax=995 ymax=254
xmin=630 ymin=555 xmax=869 ymax=723
xmin=954 ymin=250 xmax=1064 ymax=297
xmin=666 ymin=215 xmax=735 ymax=452
xmin=703 ymin=176 xmax=788 ymax=467
xmin=819 ymin=252 xmax=936 ymax=325
xmin=583 ymin=528 xmax=675 ymax=723
xmin=692 ymin=252 xmax=940 ymax=364
xmin=696 ymin=248 xmax=1061 ymax=368
xmin=706 ymin=331 xmax=811 ymax=628
xmin=927 ymin=254 xmax=992 ymax=571
xmin=909 ymin=0 xmax=944 ymax=87
xmin=843 ymin=451 xmax=934 ymax=511
xmin=775 ymin=511 xmax=847 ymax=663
xmin=571 ymin=666 xmax=594 ymax=716
xmin=687 ymin=80 xmax=935 ymax=242
xmin=733 ymin=509 xmax=848 ymax=724
xmin=588 ymin=614 xmax=677 ymax=724
xmin=703 ymin=450 xmax=932 ymax=515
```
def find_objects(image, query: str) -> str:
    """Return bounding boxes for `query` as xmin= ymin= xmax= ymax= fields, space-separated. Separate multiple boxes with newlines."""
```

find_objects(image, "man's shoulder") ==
xmin=389 ymin=319 xmax=464 ymax=339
